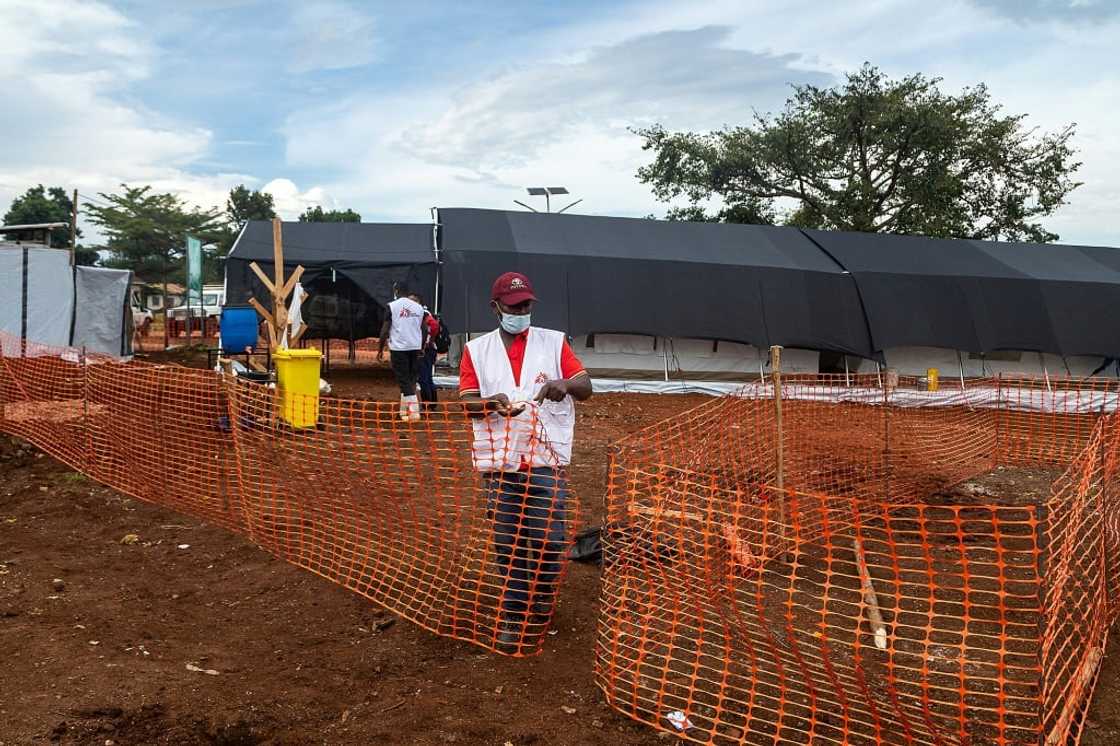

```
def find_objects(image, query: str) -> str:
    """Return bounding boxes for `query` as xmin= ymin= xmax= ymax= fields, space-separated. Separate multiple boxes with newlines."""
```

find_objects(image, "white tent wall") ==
xmin=2 ymin=244 xmax=76 ymax=347
xmin=847 ymin=346 xmax=1116 ymax=378
xmin=445 ymin=331 xmax=820 ymax=380
xmin=0 ymin=247 xmax=21 ymax=338
xmin=1 ymin=245 xmax=131 ymax=356
xmin=573 ymin=335 xmax=819 ymax=378
xmin=25 ymin=248 xmax=75 ymax=347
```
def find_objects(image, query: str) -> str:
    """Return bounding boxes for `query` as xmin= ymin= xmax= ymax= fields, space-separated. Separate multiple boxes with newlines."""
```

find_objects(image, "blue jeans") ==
xmin=486 ymin=468 xmax=568 ymax=617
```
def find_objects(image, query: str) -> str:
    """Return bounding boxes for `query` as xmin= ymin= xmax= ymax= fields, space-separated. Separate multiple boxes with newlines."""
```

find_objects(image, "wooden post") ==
xmin=854 ymin=537 xmax=888 ymax=650
xmin=770 ymin=345 xmax=786 ymax=551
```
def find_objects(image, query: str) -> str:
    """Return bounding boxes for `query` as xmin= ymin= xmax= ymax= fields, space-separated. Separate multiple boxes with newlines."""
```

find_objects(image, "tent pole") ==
xmin=430 ymin=207 xmax=441 ymax=315
xmin=1041 ymin=352 xmax=1052 ymax=393
xmin=844 ymin=355 xmax=850 ymax=387
xmin=957 ymin=351 xmax=966 ymax=390
xmin=663 ymin=337 xmax=669 ymax=382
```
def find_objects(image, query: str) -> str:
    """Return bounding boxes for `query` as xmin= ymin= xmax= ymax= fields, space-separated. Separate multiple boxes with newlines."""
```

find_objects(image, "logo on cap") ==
xmin=509 ymin=277 xmax=526 ymax=290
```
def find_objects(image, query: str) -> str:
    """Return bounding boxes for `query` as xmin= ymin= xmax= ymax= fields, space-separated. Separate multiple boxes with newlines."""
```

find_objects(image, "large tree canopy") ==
xmin=636 ymin=64 xmax=1081 ymax=242
xmin=87 ymin=185 xmax=222 ymax=300
xmin=2 ymin=185 xmax=97 ymax=264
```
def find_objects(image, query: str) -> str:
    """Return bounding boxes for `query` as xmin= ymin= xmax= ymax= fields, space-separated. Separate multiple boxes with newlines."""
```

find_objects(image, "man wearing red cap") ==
xmin=458 ymin=271 xmax=592 ymax=652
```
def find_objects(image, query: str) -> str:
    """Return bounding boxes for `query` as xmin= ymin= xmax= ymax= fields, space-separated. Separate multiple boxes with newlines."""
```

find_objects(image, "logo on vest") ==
xmin=534 ymin=372 xmax=549 ymax=385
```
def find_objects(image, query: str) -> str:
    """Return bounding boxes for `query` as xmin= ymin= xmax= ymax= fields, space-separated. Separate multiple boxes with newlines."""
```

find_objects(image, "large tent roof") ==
xmin=225 ymin=220 xmax=435 ymax=305
xmin=225 ymin=221 xmax=436 ymax=341
xmin=228 ymin=220 xmax=434 ymax=268
xmin=806 ymin=230 xmax=1120 ymax=357
xmin=437 ymin=208 xmax=875 ymax=357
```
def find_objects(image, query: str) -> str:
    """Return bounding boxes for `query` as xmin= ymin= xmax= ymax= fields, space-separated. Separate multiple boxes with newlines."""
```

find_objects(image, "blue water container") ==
xmin=220 ymin=305 xmax=260 ymax=353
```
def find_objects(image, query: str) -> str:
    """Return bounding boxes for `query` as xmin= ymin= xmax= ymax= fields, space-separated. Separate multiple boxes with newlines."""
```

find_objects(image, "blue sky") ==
xmin=2 ymin=0 xmax=1118 ymax=245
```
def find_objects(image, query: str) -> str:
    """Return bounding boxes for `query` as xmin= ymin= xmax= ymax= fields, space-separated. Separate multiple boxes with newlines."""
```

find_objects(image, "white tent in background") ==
xmin=0 ymin=242 xmax=133 ymax=357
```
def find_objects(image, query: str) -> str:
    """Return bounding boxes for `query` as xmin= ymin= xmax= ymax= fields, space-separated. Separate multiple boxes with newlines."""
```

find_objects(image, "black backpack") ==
xmin=433 ymin=315 xmax=452 ymax=354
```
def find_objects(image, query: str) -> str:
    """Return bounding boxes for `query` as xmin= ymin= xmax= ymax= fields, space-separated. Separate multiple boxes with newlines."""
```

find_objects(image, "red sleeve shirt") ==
xmin=458 ymin=334 xmax=586 ymax=397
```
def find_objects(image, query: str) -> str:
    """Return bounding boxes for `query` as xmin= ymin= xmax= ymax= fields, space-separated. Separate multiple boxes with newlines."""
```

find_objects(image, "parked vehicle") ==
xmin=167 ymin=284 xmax=225 ymax=321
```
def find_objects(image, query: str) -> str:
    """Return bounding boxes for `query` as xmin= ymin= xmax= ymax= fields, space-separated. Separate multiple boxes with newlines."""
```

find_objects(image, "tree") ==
xmin=2 ymin=185 xmax=98 ymax=264
xmin=635 ymin=64 xmax=1081 ymax=242
xmin=298 ymin=205 xmax=361 ymax=223
xmin=211 ymin=185 xmax=277 ymax=283
xmin=226 ymin=184 xmax=276 ymax=226
xmin=86 ymin=185 xmax=223 ymax=311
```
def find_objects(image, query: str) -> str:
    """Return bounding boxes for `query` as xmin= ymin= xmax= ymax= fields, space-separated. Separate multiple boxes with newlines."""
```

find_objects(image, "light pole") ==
xmin=517 ymin=187 xmax=582 ymax=214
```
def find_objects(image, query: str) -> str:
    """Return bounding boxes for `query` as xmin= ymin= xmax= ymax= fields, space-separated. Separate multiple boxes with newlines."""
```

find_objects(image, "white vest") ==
xmin=388 ymin=297 xmax=424 ymax=351
xmin=465 ymin=327 xmax=575 ymax=471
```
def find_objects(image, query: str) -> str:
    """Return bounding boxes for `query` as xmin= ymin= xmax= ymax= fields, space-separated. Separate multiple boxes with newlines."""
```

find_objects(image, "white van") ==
xmin=167 ymin=284 xmax=225 ymax=321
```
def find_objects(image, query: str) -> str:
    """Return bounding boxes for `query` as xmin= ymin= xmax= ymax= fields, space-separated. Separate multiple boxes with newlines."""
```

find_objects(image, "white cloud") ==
xmin=284 ymin=27 xmax=830 ymax=221
xmin=261 ymin=178 xmax=334 ymax=219
xmin=287 ymin=1 xmax=378 ymax=74
xmin=281 ymin=0 xmax=1120 ymax=246
xmin=0 ymin=0 xmax=265 ymax=239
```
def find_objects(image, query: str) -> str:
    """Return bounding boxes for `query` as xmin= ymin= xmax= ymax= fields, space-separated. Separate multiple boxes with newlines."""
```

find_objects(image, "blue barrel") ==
xmin=220 ymin=305 xmax=260 ymax=353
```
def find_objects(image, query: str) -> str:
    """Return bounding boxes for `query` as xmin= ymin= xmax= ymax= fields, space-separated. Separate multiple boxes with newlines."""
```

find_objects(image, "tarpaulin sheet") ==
xmin=437 ymin=209 xmax=874 ymax=357
xmin=225 ymin=221 xmax=436 ymax=341
xmin=73 ymin=265 xmax=132 ymax=356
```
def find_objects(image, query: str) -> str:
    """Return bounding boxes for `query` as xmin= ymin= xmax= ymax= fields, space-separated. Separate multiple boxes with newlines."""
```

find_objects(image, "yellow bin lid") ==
xmin=274 ymin=348 xmax=321 ymax=359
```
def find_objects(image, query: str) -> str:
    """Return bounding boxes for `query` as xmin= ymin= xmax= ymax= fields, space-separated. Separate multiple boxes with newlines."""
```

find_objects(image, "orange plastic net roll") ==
xmin=597 ymin=374 xmax=1120 ymax=744
xmin=0 ymin=332 xmax=578 ymax=657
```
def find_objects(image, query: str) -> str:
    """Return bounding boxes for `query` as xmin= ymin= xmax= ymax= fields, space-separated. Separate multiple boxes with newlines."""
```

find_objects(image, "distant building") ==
xmin=0 ymin=221 xmax=70 ymax=247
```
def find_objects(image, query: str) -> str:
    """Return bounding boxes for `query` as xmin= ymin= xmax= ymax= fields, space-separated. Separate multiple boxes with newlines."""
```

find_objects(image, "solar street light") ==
xmin=521 ymin=186 xmax=576 ymax=213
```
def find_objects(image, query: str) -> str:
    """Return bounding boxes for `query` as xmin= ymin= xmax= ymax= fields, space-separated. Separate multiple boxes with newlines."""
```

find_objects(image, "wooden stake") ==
xmin=1044 ymin=647 xmax=1103 ymax=746
xmin=278 ymin=265 xmax=305 ymax=303
xmin=248 ymin=261 xmax=276 ymax=294
xmin=853 ymin=537 xmax=888 ymax=650
xmin=770 ymin=345 xmax=787 ymax=549
xmin=272 ymin=218 xmax=284 ymax=295
xmin=247 ymin=297 xmax=275 ymax=328
xmin=628 ymin=504 xmax=704 ymax=523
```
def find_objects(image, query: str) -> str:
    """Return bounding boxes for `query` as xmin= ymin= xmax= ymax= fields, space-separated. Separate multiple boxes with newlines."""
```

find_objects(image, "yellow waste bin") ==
xmin=274 ymin=348 xmax=322 ymax=428
xmin=927 ymin=367 xmax=939 ymax=392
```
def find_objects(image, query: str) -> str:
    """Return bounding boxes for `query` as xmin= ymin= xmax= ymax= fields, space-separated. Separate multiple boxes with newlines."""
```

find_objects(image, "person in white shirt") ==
xmin=377 ymin=287 xmax=427 ymax=421
xmin=458 ymin=271 xmax=592 ymax=652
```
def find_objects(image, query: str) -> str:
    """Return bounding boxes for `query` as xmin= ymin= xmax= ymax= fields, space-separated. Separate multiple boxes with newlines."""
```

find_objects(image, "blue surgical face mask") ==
xmin=500 ymin=312 xmax=531 ymax=335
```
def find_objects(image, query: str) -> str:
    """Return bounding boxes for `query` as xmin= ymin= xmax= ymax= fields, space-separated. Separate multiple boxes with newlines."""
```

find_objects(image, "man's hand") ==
xmin=534 ymin=379 xmax=569 ymax=403
xmin=484 ymin=393 xmax=515 ymax=416
xmin=377 ymin=349 xmax=384 ymax=362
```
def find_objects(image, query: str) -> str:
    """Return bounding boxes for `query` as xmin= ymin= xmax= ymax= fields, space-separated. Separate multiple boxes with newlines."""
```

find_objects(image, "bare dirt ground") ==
xmin=2 ymin=358 xmax=1119 ymax=745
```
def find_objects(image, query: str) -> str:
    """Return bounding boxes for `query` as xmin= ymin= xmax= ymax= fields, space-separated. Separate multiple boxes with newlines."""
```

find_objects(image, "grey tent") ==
xmin=437 ymin=208 xmax=874 ymax=358
xmin=805 ymin=230 xmax=1120 ymax=358
xmin=225 ymin=221 xmax=436 ymax=341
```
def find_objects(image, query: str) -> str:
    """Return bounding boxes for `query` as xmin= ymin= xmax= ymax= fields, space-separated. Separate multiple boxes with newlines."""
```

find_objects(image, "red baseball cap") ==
xmin=491 ymin=272 xmax=537 ymax=305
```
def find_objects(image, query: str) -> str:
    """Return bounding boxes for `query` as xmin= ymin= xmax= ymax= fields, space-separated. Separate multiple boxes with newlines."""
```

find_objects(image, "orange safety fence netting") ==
xmin=597 ymin=373 xmax=1120 ymax=744
xmin=0 ymin=332 xmax=578 ymax=656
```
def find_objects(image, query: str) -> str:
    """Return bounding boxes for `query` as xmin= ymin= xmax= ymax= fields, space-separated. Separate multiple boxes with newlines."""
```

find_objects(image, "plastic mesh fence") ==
xmin=597 ymin=374 xmax=1120 ymax=745
xmin=0 ymin=332 xmax=577 ymax=656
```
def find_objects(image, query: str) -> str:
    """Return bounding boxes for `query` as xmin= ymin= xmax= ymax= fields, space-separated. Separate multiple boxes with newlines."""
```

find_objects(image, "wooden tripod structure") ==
xmin=218 ymin=219 xmax=309 ymax=374
xmin=246 ymin=218 xmax=310 ymax=353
